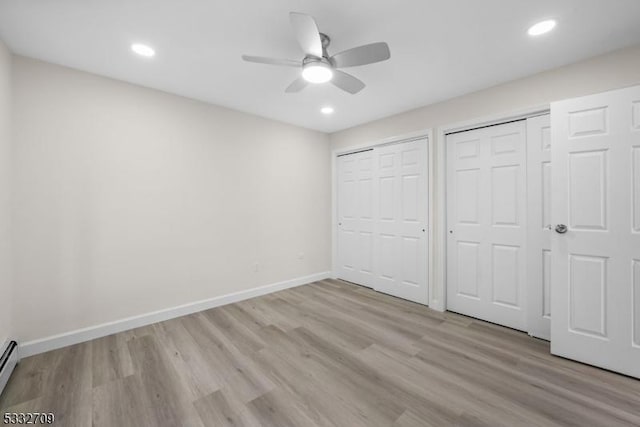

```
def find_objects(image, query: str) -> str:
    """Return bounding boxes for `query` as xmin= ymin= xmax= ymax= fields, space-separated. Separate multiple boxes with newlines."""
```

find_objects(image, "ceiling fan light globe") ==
xmin=302 ymin=64 xmax=333 ymax=84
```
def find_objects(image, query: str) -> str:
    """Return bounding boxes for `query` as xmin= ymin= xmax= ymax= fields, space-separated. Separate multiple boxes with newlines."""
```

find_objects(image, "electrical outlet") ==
xmin=298 ymin=252 xmax=305 ymax=260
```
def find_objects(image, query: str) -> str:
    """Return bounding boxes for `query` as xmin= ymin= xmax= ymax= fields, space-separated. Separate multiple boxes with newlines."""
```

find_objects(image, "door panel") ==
xmin=447 ymin=121 xmax=527 ymax=331
xmin=633 ymin=147 xmax=640 ymax=231
xmin=551 ymin=84 xmax=640 ymax=379
xmin=492 ymin=244 xmax=520 ymax=307
xmin=542 ymin=163 xmax=551 ymax=227
xmin=373 ymin=140 xmax=428 ymax=304
xmin=337 ymin=150 xmax=374 ymax=286
xmin=633 ymin=259 xmax=640 ymax=346
xmin=359 ymin=232 xmax=373 ymax=275
xmin=527 ymin=114 xmax=552 ymax=340
xmin=568 ymin=150 xmax=608 ymax=230
xmin=456 ymin=169 xmax=480 ymax=223
xmin=492 ymin=165 xmax=520 ymax=226
xmin=457 ymin=241 xmax=480 ymax=298
xmin=401 ymin=236 xmax=419 ymax=285
xmin=568 ymin=254 xmax=607 ymax=337
xmin=542 ymin=250 xmax=551 ymax=318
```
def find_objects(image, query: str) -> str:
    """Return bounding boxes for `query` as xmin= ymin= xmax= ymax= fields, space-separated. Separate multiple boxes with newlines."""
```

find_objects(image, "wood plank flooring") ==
xmin=2 ymin=279 xmax=639 ymax=426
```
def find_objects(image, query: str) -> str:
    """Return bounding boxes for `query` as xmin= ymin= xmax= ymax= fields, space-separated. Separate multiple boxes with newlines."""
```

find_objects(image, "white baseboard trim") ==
xmin=20 ymin=271 xmax=330 ymax=358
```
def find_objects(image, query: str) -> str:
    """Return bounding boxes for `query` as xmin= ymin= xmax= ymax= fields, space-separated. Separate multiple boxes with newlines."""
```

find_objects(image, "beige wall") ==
xmin=11 ymin=56 xmax=331 ymax=343
xmin=330 ymin=44 xmax=640 ymax=150
xmin=0 ymin=41 xmax=12 ymax=346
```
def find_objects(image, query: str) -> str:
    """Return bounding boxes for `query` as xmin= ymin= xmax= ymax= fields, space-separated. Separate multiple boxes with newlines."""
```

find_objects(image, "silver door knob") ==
xmin=555 ymin=224 xmax=568 ymax=234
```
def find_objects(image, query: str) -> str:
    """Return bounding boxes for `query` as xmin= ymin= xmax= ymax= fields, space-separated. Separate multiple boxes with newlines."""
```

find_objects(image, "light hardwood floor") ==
xmin=2 ymin=279 xmax=640 ymax=426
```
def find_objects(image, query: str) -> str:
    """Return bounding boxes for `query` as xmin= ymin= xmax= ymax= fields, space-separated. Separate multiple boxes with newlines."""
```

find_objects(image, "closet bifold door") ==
xmin=550 ymin=85 xmax=640 ymax=379
xmin=336 ymin=139 xmax=429 ymax=304
xmin=336 ymin=150 xmax=375 ymax=287
xmin=526 ymin=114 xmax=552 ymax=340
xmin=372 ymin=140 xmax=428 ymax=305
xmin=446 ymin=121 xmax=527 ymax=331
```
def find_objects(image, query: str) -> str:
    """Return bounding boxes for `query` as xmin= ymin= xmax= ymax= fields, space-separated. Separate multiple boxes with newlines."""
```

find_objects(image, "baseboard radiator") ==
xmin=0 ymin=341 xmax=18 ymax=395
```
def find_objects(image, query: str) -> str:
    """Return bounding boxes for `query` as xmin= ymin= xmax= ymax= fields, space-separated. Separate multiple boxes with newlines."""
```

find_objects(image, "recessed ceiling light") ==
xmin=321 ymin=106 xmax=334 ymax=115
xmin=131 ymin=43 xmax=155 ymax=57
xmin=302 ymin=63 xmax=333 ymax=84
xmin=528 ymin=19 xmax=556 ymax=36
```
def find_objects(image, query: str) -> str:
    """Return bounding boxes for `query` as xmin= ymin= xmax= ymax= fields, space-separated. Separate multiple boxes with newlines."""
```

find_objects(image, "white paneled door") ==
xmin=337 ymin=139 xmax=429 ymax=304
xmin=337 ymin=149 xmax=375 ymax=287
xmin=446 ymin=121 xmax=527 ymax=331
xmin=373 ymin=140 xmax=428 ymax=304
xmin=526 ymin=114 xmax=552 ymax=340
xmin=551 ymin=85 xmax=640 ymax=379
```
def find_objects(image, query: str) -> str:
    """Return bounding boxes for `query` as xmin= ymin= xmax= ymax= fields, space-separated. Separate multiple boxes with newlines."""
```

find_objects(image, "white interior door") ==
xmin=526 ymin=114 xmax=552 ymax=340
xmin=337 ymin=149 xmax=375 ymax=287
xmin=446 ymin=121 xmax=527 ymax=331
xmin=551 ymin=85 xmax=640 ymax=379
xmin=373 ymin=140 xmax=428 ymax=304
xmin=336 ymin=139 xmax=429 ymax=304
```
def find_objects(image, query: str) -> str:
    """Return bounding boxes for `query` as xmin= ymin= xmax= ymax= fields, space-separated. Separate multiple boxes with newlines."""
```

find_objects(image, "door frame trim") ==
xmin=436 ymin=105 xmax=550 ymax=313
xmin=331 ymin=128 xmax=434 ymax=306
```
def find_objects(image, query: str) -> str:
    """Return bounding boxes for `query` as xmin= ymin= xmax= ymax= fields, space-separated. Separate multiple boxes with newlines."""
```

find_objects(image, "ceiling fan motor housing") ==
xmin=302 ymin=56 xmax=332 ymax=67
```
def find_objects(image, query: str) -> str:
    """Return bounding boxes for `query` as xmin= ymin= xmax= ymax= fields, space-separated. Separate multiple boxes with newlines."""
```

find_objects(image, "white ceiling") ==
xmin=1 ymin=1 xmax=640 ymax=133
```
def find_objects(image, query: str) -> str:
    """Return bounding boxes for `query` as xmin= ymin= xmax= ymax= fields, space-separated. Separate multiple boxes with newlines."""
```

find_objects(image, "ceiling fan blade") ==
xmin=289 ymin=12 xmax=323 ymax=58
xmin=242 ymin=55 xmax=300 ymax=67
xmin=331 ymin=70 xmax=365 ymax=94
xmin=285 ymin=77 xmax=308 ymax=93
xmin=331 ymin=42 xmax=391 ymax=68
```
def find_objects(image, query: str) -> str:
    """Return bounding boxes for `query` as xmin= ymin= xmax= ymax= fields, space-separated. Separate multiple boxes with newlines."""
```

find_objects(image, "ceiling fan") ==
xmin=242 ymin=12 xmax=391 ymax=94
